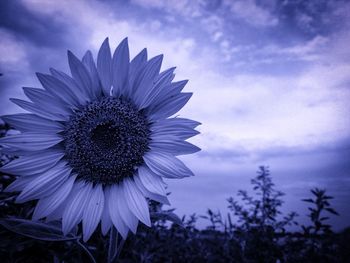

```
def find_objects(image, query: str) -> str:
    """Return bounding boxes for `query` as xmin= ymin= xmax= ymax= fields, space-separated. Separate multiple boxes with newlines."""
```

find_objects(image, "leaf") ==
xmin=0 ymin=218 xmax=80 ymax=241
xmin=151 ymin=211 xmax=183 ymax=227
xmin=325 ymin=207 xmax=339 ymax=215
xmin=323 ymin=195 xmax=334 ymax=200
xmin=302 ymin=198 xmax=314 ymax=203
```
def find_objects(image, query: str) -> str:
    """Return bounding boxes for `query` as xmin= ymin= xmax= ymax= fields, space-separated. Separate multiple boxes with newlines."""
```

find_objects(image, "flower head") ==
xmin=0 ymin=38 xmax=200 ymax=241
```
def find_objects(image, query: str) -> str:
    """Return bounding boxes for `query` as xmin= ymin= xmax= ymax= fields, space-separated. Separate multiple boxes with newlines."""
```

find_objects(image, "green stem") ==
xmin=115 ymin=237 xmax=126 ymax=261
xmin=77 ymin=239 xmax=96 ymax=263
xmin=107 ymin=227 xmax=119 ymax=263
xmin=107 ymin=227 xmax=126 ymax=263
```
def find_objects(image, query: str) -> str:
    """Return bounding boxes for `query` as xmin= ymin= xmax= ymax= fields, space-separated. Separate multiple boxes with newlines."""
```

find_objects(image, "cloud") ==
xmin=0 ymin=1 xmax=71 ymax=48
xmin=2 ymin=0 xmax=348 ymax=154
xmin=224 ymin=0 xmax=278 ymax=27
xmin=198 ymin=136 xmax=350 ymax=163
xmin=0 ymin=29 xmax=29 ymax=70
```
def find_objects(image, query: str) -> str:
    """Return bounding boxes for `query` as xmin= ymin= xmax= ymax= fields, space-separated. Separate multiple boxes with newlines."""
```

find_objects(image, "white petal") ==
xmin=82 ymin=184 xmax=104 ymax=242
xmin=45 ymin=193 xmax=71 ymax=222
xmin=128 ymin=48 xmax=147 ymax=97
xmin=134 ymin=173 xmax=170 ymax=205
xmin=10 ymin=98 xmax=67 ymax=121
xmin=148 ymin=92 xmax=192 ymax=121
xmin=4 ymin=175 xmax=34 ymax=192
xmin=0 ymin=149 xmax=65 ymax=176
xmin=36 ymin=73 xmax=81 ymax=108
xmin=49 ymin=68 xmax=89 ymax=104
xmin=133 ymin=55 xmax=163 ymax=107
xmin=108 ymin=185 xmax=129 ymax=239
xmin=62 ymin=182 xmax=92 ymax=235
xmin=137 ymin=166 xmax=166 ymax=196
xmin=82 ymin=50 xmax=101 ymax=98
xmin=101 ymin=186 xmax=112 ymax=235
xmin=115 ymin=184 xmax=139 ymax=234
xmin=1 ymin=113 xmax=64 ymax=133
xmin=112 ymin=38 xmax=129 ymax=97
xmin=155 ymin=117 xmax=201 ymax=129
xmin=143 ymin=151 xmax=194 ymax=178
xmin=0 ymin=132 xmax=63 ymax=151
xmin=150 ymin=117 xmax=201 ymax=140
xmin=140 ymin=69 xmax=177 ymax=109
xmin=149 ymin=80 xmax=187 ymax=108
xmin=68 ymin=51 xmax=94 ymax=99
xmin=97 ymin=38 xmax=112 ymax=96
xmin=149 ymin=135 xmax=201 ymax=155
xmin=32 ymin=174 xmax=76 ymax=220
xmin=23 ymin=87 xmax=72 ymax=116
xmin=16 ymin=162 xmax=72 ymax=203
xmin=122 ymin=178 xmax=151 ymax=227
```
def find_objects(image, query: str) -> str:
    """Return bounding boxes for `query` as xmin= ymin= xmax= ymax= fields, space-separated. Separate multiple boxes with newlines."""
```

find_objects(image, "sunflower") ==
xmin=0 ymin=38 xmax=200 ymax=241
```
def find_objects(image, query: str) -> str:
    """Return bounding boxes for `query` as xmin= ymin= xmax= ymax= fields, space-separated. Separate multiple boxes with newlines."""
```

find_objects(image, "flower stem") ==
xmin=107 ymin=227 xmax=126 ymax=263
xmin=77 ymin=238 xmax=96 ymax=263
xmin=107 ymin=227 xmax=118 ymax=263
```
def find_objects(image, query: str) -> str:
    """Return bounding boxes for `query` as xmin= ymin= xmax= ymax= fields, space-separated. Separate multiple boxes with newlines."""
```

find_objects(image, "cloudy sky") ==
xmin=0 ymin=0 xmax=349 ymax=230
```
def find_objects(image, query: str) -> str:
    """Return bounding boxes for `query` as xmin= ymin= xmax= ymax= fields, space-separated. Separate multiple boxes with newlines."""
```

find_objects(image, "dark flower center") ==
xmin=63 ymin=97 xmax=150 ymax=185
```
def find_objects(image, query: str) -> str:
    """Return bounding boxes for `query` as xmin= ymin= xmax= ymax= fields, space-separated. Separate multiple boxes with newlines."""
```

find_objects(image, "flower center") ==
xmin=63 ymin=97 xmax=150 ymax=185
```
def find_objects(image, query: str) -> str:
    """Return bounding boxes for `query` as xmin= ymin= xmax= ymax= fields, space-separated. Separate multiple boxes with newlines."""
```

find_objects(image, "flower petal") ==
xmin=150 ymin=135 xmax=201 ymax=155
xmin=143 ymin=151 xmax=194 ymax=178
xmin=36 ymin=73 xmax=81 ymax=108
xmin=0 ymin=132 xmax=63 ymax=151
xmin=1 ymin=113 xmax=64 ymax=133
xmin=112 ymin=37 xmax=130 ymax=97
xmin=151 ymin=117 xmax=201 ymax=139
xmin=62 ymin=182 xmax=92 ymax=235
xmin=156 ymin=67 xmax=176 ymax=85
xmin=158 ymin=117 xmax=201 ymax=129
xmin=122 ymin=178 xmax=151 ymax=227
xmin=0 ymin=149 xmax=65 ymax=176
xmin=148 ymin=92 xmax=192 ymax=121
xmin=101 ymin=187 xmax=112 ymax=235
xmin=115 ymin=184 xmax=139 ymax=234
xmin=133 ymin=55 xmax=163 ymax=107
xmin=128 ymin=48 xmax=147 ymax=96
xmin=137 ymin=165 xmax=167 ymax=196
xmin=82 ymin=50 xmax=101 ymax=98
xmin=108 ymin=185 xmax=129 ymax=239
xmin=68 ymin=51 xmax=94 ymax=99
xmin=49 ymin=68 xmax=88 ymax=104
xmin=16 ymin=162 xmax=72 ymax=203
xmin=134 ymin=172 xmax=170 ymax=205
xmin=97 ymin=38 xmax=112 ymax=96
xmin=23 ymin=87 xmax=72 ymax=116
xmin=140 ymin=67 xmax=176 ymax=109
xmin=32 ymin=174 xmax=77 ymax=220
xmin=10 ymin=98 xmax=67 ymax=121
xmin=147 ymin=79 xmax=186 ymax=111
xmin=152 ymin=127 xmax=200 ymax=141
xmin=4 ymin=175 xmax=33 ymax=192
xmin=82 ymin=184 xmax=104 ymax=242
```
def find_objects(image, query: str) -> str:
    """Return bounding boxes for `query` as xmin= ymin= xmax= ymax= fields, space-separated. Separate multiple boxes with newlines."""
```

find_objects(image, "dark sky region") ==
xmin=0 ymin=0 xmax=349 ymax=230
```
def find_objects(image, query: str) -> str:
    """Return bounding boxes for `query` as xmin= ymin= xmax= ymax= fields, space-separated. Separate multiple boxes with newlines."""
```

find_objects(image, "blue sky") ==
xmin=0 ymin=0 xmax=349 ymax=230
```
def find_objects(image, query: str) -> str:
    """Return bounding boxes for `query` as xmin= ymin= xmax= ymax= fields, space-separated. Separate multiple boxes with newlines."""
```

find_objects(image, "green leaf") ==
xmin=325 ymin=207 xmax=339 ymax=215
xmin=302 ymin=198 xmax=314 ymax=203
xmin=0 ymin=217 xmax=80 ymax=241
xmin=151 ymin=211 xmax=183 ymax=227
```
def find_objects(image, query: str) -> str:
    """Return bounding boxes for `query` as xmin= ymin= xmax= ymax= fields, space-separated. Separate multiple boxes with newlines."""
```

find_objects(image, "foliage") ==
xmin=302 ymin=188 xmax=339 ymax=235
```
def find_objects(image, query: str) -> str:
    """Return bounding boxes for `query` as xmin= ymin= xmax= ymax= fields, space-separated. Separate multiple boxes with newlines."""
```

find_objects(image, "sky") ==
xmin=0 ymin=0 xmax=349 ymax=230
